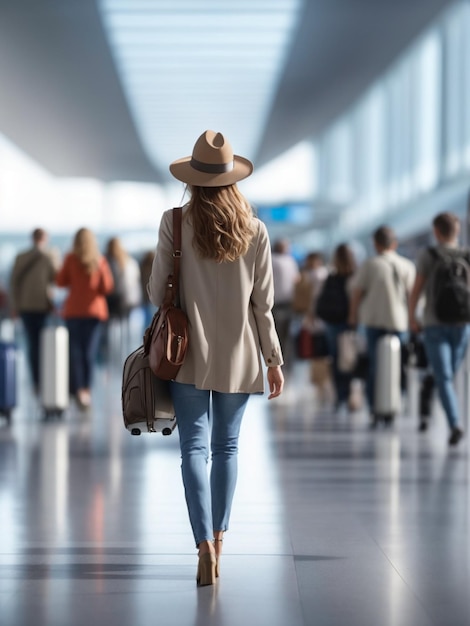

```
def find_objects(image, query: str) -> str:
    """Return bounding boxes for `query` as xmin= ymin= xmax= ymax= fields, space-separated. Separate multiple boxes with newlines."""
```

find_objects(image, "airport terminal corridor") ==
xmin=0 ymin=321 xmax=469 ymax=626
xmin=1 ymin=2 xmax=470 ymax=625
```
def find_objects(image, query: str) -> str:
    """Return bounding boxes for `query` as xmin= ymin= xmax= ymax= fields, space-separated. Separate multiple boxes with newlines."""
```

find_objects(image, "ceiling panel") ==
xmin=98 ymin=0 xmax=300 ymax=172
xmin=0 ymin=0 xmax=456 ymax=182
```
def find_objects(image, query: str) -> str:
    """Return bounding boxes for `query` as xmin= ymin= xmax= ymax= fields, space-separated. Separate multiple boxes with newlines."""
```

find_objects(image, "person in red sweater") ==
xmin=56 ymin=228 xmax=114 ymax=409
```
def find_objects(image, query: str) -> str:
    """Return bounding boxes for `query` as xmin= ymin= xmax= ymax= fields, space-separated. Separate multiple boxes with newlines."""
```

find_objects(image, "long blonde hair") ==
xmin=105 ymin=237 xmax=128 ymax=270
xmin=73 ymin=228 xmax=101 ymax=274
xmin=186 ymin=184 xmax=256 ymax=262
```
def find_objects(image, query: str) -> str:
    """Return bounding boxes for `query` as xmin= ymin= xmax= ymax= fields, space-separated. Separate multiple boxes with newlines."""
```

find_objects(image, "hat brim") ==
xmin=169 ymin=155 xmax=253 ymax=187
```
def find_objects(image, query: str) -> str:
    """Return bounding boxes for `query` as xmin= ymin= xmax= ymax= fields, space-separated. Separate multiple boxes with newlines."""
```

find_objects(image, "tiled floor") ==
xmin=0 ymin=321 xmax=469 ymax=626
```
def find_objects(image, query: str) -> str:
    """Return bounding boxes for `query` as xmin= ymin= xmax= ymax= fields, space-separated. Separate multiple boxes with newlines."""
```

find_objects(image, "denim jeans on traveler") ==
xmin=170 ymin=381 xmax=250 ymax=546
xmin=66 ymin=317 xmax=102 ymax=394
xmin=423 ymin=324 xmax=470 ymax=429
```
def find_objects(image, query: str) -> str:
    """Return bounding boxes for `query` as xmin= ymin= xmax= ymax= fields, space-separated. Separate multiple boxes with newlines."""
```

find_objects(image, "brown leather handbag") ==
xmin=144 ymin=207 xmax=189 ymax=380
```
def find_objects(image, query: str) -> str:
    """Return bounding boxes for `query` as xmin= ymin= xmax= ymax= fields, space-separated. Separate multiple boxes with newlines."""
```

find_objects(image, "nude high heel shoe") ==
xmin=214 ymin=538 xmax=223 ymax=578
xmin=196 ymin=552 xmax=217 ymax=586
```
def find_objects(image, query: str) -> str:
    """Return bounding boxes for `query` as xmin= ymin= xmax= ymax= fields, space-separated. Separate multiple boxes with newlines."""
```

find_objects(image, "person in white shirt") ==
xmin=105 ymin=237 xmax=142 ymax=319
xmin=271 ymin=239 xmax=300 ymax=370
xmin=349 ymin=225 xmax=415 ymax=426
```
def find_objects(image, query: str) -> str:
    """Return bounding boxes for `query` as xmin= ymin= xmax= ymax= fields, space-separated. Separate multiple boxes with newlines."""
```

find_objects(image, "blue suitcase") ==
xmin=0 ymin=341 xmax=17 ymax=424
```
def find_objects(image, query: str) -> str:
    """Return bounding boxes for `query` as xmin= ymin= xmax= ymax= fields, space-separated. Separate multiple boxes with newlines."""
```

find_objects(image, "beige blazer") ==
xmin=148 ymin=207 xmax=283 ymax=394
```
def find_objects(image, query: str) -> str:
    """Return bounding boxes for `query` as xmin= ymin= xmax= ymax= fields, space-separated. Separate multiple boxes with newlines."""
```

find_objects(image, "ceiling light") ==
xmin=99 ymin=0 xmax=300 ymax=179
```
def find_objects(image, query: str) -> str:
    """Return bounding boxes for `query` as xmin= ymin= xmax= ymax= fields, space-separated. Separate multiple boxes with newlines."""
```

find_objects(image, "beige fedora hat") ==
xmin=169 ymin=130 xmax=253 ymax=187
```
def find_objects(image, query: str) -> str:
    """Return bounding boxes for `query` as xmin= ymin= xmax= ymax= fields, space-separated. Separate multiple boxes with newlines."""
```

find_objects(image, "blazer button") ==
xmin=267 ymin=358 xmax=272 ymax=363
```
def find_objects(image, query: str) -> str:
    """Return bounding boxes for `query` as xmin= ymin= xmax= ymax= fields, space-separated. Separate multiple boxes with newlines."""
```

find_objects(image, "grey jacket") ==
xmin=9 ymin=247 xmax=56 ymax=313
xmin=148 ymin=207 xmax=283 ymax=394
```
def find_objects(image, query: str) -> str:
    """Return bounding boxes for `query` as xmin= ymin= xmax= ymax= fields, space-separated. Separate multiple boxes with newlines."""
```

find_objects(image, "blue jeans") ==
xmin=423 ymin=325 xmax=470 ymax=429
xmin=365 ymin=327 xmax=408 ymax=411
xmin=324 ymin=322 xmax=353 ymax=405
xmin=170 ymin=382 xmax=250 ymax=546
xmin=66 ymin=318 xmax=102 ymax=394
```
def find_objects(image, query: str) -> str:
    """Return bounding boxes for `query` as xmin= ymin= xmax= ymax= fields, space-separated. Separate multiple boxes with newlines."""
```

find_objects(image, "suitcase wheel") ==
xmin=0 ymin=409 xmax=12 ymax=424
xmin=162 ymin=427 xmax=173 ymax=436
xmin=131 ymin=428 xmax=142 ymax=436
xmin=43 ymin=408 xmax=65 ymax=421
xmin=373 ymin=413 xmax=395 ymax=426
xmin=384 ymin=414 xmax=395 ymax=426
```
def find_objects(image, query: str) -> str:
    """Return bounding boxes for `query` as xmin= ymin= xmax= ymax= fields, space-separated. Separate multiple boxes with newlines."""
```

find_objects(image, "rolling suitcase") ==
xmin=0 ymin=341 xmax=17 ymax=424
xmin=374 ymin=335 xmax=401 ymax=425
xmin=122 ymin=345 xmax=177 ymax=436
xmin=39 ymin=325 xmax=69 ymax=419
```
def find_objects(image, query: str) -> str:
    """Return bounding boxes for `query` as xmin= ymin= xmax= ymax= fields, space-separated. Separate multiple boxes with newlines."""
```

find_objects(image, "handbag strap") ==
xmin=172 ymin=207 xmax=182 ymax=303
xmin=162 ymin=207 xmax=183 ymax=307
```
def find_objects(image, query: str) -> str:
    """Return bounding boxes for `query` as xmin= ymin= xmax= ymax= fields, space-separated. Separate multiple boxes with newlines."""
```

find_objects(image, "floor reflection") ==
xmin=0 ymin=322 xmax=469 ymax=626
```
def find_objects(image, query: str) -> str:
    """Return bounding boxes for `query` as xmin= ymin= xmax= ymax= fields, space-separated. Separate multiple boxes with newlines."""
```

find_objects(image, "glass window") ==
xmin=325 ymin=119 xmax=354 ymax=204
xmin=442 ymin=5 xmax=465 ymax=177
xmin=362 ymin=86 xmax=386 ymax=215
xmin=462 ymin=4 xmax=470 ymax=170
xmin=413 ymin=30 xmax=441 ymax=192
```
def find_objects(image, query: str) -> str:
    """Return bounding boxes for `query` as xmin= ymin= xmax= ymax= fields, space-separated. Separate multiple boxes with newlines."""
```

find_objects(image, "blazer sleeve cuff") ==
xmin=264 ymin=347 xmax=283 ymax=367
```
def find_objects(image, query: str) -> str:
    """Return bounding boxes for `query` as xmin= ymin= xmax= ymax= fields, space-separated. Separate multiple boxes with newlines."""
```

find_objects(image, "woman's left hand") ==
xmin=267 ymin=366 xmax=284 ymax=399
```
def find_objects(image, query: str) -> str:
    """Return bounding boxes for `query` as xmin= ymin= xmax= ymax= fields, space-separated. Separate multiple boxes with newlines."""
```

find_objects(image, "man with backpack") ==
xmin=409 ymin=212 xmax=470 ymax=446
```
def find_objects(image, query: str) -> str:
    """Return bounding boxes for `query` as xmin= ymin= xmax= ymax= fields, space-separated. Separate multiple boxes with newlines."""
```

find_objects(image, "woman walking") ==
xmin=104 ymin=236 xmax=142 ymax=321
xmin=56 ymin=228 xmax=114 ymax=409
xmin=316 ymin=243 xmax=357 ymax=410
xmin=148 ymin=130 xmax=284 ymax=586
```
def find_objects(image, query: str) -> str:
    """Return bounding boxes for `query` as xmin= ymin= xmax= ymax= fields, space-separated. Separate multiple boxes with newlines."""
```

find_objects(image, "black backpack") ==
xmin=316 ymin=274 xmax=349 ymax=324
xmin=428 ymin=247 xmax=470 ymax=324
